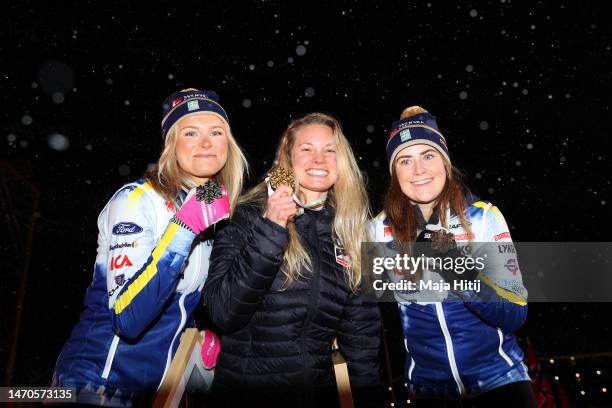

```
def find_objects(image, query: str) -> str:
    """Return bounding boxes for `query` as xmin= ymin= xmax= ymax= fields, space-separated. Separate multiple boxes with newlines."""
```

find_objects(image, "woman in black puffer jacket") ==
xmin=202 ymin=113 xmax=381 ymax=407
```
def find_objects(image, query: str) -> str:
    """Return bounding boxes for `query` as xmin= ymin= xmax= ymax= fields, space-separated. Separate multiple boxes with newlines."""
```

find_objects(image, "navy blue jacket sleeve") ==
xmin=202 ymin=204 xmax=290 ymax=333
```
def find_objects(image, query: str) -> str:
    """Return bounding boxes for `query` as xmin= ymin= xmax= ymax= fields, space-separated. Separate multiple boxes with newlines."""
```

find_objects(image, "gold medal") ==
xmin=267 ymin=167 xmax=296 ymax=191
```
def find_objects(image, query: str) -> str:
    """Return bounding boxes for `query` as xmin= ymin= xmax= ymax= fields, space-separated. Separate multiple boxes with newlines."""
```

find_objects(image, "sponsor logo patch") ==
xmin=400 ymin=129 xmax=412 ymax=142
xmin=109 ymin=242 xmax=134 ymax=251
xmin=110 ymin=255 xmax=133 ymax=271
xmin=497 ymin=243 xmax=516 ymax=253
xmin=187 ymin=100 xmax=199 ymax=111
xmin=504 ymin=258 xmax=519 ymax=276
xmin=383 ymin=226 xmax=392 ymax=236
xmin=112 ymin=222 xmax=143 ymax=235
xmin=448 ymin=221 xmax=471 ymax=229
xmin=108 ymin=274 xmax=129 ymax=297
xmin=494 ymin=231 xmax=511 ymax=241
xmin=115 ymin=274 xmax=126 ymax=286
xmin=453 ymin=232 xmax=475 ymax=241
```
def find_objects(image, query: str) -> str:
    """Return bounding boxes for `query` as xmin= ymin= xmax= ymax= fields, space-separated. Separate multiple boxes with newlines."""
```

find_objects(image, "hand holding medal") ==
xmin=264 ymin=167 xmax=298 ymax=228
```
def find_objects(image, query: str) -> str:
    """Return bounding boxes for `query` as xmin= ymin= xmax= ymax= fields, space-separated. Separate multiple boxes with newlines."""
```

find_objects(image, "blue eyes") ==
xmin=398 ymin=154 xmax=435 ymax=166
xmin=183 ymin=130 xmax=224 ymax=137
xmin=300 ymin=148 xmax=336 ymax=153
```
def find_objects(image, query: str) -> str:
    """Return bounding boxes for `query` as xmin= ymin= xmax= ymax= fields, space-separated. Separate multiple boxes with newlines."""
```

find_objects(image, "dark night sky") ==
xmin=2 ymin=1 xmax=611 ymax=405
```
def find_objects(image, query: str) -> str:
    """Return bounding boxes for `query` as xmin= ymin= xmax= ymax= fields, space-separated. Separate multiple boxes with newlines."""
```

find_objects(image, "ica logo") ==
xmin=111 ymin=255 xmax=133 ymax=271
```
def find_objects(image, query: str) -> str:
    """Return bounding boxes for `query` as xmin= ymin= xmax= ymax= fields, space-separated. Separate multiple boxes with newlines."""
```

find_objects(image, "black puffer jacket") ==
xmin=202 ymin=202 xmax=381 ymax=406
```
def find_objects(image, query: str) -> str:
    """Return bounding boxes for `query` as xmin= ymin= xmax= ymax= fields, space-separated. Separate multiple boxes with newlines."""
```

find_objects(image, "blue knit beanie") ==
xmin=161 ymin=88 xmax=229 ymax=139
xmin=386 ymin=107 xmax=450 ymax=173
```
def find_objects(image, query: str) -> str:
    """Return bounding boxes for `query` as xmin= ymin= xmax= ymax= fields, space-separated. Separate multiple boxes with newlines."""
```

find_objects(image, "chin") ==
xmin=304 ymin=184 xmax=333 ymax=193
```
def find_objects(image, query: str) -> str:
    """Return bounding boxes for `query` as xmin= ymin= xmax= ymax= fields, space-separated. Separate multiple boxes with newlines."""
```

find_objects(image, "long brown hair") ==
xmin=241 ymin=112 xmax=370 ymax=293
xmin=383 ymin=107 xmax=471 ymax=243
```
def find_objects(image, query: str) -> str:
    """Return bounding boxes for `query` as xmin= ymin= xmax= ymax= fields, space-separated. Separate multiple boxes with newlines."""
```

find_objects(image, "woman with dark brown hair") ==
xmin=368 ymin=106 xmax=536 ymax=407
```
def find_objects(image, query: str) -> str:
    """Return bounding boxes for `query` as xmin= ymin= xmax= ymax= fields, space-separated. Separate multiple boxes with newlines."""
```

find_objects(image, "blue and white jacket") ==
xmin=368 ymin=199 xmax=529 ymax=398
xmin=52 ymin=179 xmax=210 ymax=407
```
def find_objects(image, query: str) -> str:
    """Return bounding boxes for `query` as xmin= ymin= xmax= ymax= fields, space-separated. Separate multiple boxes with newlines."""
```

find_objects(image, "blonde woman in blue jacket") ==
xmin=52 ymin=89 xmax=247 ymax=406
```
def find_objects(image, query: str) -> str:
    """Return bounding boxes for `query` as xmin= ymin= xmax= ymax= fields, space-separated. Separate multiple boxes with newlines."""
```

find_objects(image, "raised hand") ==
xmin=263 ymin=184 xmax=297 ymax=228
xmin=174 ymin=180 xmax=230 ymax=234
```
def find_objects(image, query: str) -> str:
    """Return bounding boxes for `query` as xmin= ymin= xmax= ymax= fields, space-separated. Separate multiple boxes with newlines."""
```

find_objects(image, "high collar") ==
xmin=413 ymin=204 xmax=440 ymax=229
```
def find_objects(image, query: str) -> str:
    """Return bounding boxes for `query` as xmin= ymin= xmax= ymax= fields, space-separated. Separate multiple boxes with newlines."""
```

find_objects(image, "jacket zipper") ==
xmin=158 ymin=292 xmax=188 ymax=390
xmin=497 ymin=328 xmax=513 ymax=366
xmin=434 ymin=303 xmax=466 ymax=395
xmin=298 ymin=215 xmax=321 ymax=389
xmin=101 ymin=335 xmax=120 ymax=379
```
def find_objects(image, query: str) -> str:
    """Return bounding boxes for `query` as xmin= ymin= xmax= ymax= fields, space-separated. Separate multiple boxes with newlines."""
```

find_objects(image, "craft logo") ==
xmin=110 ymin=255 xmax=133 ymax=271
xmin=421 ymin=231 xmax=433 ymax=240
xmin=112 ymin=222 xmax=143 ymax=235
xmin=494 ymin=231 xmax=511 ymax=241
xmin=187 ymin=100 xmax=200 ymax=111
xmin=171 ymin=97 xmax=182 ymax=107
xmin=400 ymin=129 xmax=412 ymax=142
xmin=383 ymin=226 xmax=392 ymax=236
xmin=504 ymin=258 xmax=519 ymax=276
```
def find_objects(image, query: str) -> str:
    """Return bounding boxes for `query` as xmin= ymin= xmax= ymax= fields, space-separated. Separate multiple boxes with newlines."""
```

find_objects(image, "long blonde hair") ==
xmin=145 ymin=113 xmax=248 ymax=210
xmin=241 ymin=113 xmax=370 ymax=293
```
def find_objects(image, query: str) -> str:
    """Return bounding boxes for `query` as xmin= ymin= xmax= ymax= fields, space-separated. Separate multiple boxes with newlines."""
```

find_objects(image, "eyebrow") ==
xmin=180 ymin=125 xmax=224 ymax=130
xmin=297 ymin=142 xmax=336 ymax=147
xmin=396 ymin=148 xmax=437 ymax=160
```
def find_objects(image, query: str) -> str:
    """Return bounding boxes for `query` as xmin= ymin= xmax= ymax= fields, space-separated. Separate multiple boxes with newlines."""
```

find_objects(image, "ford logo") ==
xmin=112 ymin=222 xmax=143 ymax=235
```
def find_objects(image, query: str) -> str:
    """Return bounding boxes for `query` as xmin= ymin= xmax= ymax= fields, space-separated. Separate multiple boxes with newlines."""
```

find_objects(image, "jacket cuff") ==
xmin=165 ymin=222 xmax=197 ymax=256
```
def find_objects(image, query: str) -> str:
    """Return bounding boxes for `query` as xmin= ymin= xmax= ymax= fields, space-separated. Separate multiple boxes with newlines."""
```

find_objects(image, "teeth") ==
xmin=306 ymin=169 xmax=328 ymax=176
xmin=412 ymin=178 xmax=432 ymax=185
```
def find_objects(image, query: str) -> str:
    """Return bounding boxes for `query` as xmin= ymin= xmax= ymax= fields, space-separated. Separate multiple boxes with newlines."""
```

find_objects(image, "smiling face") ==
xmin=394 ymin=144 xmax=447 ymax=214
xmin=290 ymin=124 xmax=338 ymax=202
xmin=174 ymin=113 xmax=229 ymax=184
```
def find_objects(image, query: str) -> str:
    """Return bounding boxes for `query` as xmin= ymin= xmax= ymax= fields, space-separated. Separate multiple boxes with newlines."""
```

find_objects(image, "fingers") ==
xmin=272 ymin=184 xmax=293 ymax=198
xmin=264 ymin=185 xmax=297 ymax=228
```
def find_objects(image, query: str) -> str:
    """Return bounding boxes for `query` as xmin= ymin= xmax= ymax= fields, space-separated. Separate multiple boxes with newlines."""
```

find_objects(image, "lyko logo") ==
xmin=111 ymin=255 xmax=133 ymax=271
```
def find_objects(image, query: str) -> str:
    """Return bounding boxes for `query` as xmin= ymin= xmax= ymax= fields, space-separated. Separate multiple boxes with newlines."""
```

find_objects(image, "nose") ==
xmin=412 ymin=159 xmax=425 ymax=175
xmin=200 ymin=135 xmax=212 ymax=148
xmin=312 ymin=150 xmax=324 ymax=163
